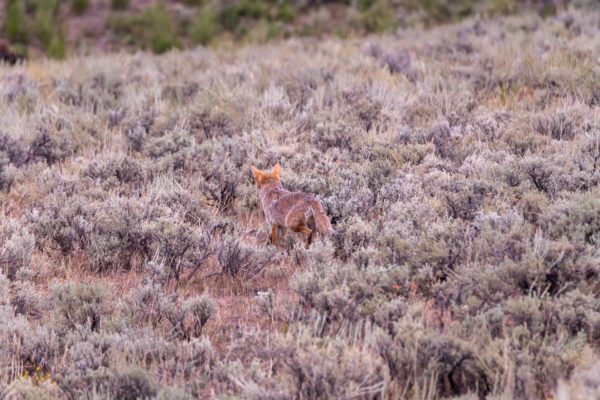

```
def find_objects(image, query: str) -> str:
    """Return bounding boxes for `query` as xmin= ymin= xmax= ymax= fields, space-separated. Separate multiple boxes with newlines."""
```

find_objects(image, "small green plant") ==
xmin=422 ymin=0 xmax=451 ymax=23
xmin=220 ymin=5 xmax=241 ymax=31
xmin=144 ymin=5 xmax=180 ymax=54
xmin=419 ymin=0 xmax=477 ymax=23
xmin=238 ymin=0 xmax=269 ymax=19
xmin=190 ymin=7 xmax=218 ymax=46
xmin=277 ymin=2 xmax=294 ymax=23
xmin=110 ymin=5 xmax=181 ymax=54
xmin=358 ymin=0 xmax=377 ymax=11
xmin=47 ymin=27 xmax=66 ymax=59
xmin=266 ymin=21 xmax=282 ymax=40
xmin=361 ymin=0 xmax=398 ymax=33
xmin=32 ymin=0 xmax=66 ymax=58
xmin=4 ymin=0 xmax=29 ymax=44
xmin=111 ymin=0 xmax=130 ymax=11
xmin=179 ymin=0 xmax=207 ymax=5
xmin=487 ymin=0 xmax=517 ymax=15
xmin=34 ymin=7 xmax=53 ymax=49
xmin=71 ymin=0 xmax=90 ymax=15
xmin=217 ymin=0 xmax=271 ymax=35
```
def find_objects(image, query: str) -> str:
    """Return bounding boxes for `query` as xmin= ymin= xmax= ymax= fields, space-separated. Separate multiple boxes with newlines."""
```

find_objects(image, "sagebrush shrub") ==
xmin=148 ymin=218 xmax=213 ymax=282
xmin=106 ymin=366 xmax=157 ymax=400
xmin=0 ymin=273 xmax=9 ymax=305
xmin=535 ymin=113 xmax=577 ymax=141
xmin=28 ymin=128 xmax=73 ymax=165
xmin=0 ymin=221 xmax=35 ymax=280
xmin=434 ymin=178 xmax=492 ymax=220
xmin=69 ymin=341 xmax=103 ymax=372
xmin=520 ymin=155 xmax=556 ymax=194
xmin=557 ymin=360 xmax=600 ymax=400
xmin=82 ymin=155 xmax=145 ymax=189
xmin=374 ymin=47 xmax=418 ymax=81
xmin=52 ymin=283 xmax=107 ymax=332
xmin=29 ymin=191 xmax=94 ymax=254
xmin=217 ymin=237 xmax=274 ymax=277
xmin=11 ymin=281 xmax=43 ymax=318
xmin=541 ymin=190 xmax=600 ymax=244
xmin=227 ymin=330 xmax=387 ymax=399
xmin=183 ymin=295 xmax=216 ymax=338
xmin=155 ymin=386 xmax=194 ymax=400
xmin=87 ymin=198 xmax=150 ymax=271
xmin=4 ymin=377 xmax=65 ymax=400
xmin=0 ymin=132 xmax=27 ymax=167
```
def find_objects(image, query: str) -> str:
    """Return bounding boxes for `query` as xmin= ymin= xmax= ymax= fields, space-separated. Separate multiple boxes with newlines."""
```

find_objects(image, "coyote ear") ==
xmin=271 ymin=162 xmax=281 ymax=179
xmin=251 ymin=165 xmax=262 ymax=181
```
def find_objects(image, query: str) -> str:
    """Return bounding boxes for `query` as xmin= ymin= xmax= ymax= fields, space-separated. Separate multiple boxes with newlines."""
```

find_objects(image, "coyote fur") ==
xmin=251 ymin=163 xmax=336 ymax=248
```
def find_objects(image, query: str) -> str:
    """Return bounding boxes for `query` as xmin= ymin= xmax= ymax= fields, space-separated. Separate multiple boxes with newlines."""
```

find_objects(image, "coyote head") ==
xmin=251 ymin=163 xmax=281 ymax=188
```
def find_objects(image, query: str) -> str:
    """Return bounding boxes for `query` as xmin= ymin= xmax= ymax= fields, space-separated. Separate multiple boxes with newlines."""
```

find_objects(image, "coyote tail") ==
xmin=308 ymin=202 xmax=337 ymax=236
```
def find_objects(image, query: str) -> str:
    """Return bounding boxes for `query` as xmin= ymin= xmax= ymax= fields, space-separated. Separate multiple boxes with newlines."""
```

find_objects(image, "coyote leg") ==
xmin=307 ymin=230 xmax=314 ymax=248
xmin=293 ymin=226 xmax=313 ymax=249
xmin=270 ymin=225 xmax=279 ymax=246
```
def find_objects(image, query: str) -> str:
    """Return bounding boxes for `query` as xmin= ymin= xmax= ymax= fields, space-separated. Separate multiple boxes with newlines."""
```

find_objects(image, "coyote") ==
xmin=251 ymin=163 xmax=337 ymax=248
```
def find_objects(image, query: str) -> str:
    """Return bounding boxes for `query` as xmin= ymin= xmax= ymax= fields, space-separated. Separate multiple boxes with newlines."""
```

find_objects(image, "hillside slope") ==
xmin=3 ymin=0 xmax=599 ymax=58
xmin=1 ymin=9 xmax=599 ymax=399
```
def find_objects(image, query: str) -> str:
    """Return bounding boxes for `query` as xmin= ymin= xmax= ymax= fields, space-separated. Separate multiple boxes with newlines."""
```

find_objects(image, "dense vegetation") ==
xmin=1 ymin=5 xmax=600 ymax=400
xmin=2 ymin=0 xmax=599 ymax=58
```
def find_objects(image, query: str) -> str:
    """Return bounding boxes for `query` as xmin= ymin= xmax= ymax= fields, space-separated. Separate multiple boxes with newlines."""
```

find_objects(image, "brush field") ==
xmin=1 ymin=8 xmax=600 ymax=400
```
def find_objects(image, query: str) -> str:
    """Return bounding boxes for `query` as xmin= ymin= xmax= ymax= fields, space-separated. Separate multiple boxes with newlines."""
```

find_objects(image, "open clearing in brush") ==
xmin=1 ymin=9 xmax=600 ymax=400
